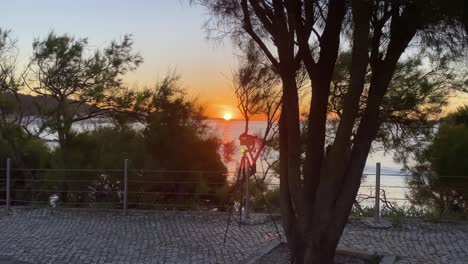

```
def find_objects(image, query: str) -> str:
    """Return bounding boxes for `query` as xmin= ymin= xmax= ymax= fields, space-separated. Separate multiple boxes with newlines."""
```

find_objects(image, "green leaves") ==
xmin=417 ymin=0 xmax=468 ymax=57
xmin=24 ymin=32 xmax=143 ymax=151
xmin=409 ymin=106 xmax=468 ymax=216
xmin=28 ymin=31 xmax=142 ymax=104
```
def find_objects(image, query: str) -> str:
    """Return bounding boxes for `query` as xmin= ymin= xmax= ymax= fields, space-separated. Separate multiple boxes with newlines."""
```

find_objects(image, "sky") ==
xmin=3 ymin=0 xmax=467 ymax=119
xmin=2 ymin=0 xmax=240 ymax=119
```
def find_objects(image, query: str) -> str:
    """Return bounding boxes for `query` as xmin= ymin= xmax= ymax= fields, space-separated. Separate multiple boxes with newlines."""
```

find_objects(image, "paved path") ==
xmin=341 ymin=219 xmax=468 ymax=264
xmin=0 ymin=208 xmax=467 ymax=263
xmin=0 ymin=255 xmax=31 ymax=264
xmin=0 ymin=208 xmax=279 ymax=264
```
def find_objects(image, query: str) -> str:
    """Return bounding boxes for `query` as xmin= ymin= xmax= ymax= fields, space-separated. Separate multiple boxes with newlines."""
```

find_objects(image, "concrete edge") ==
xmin=241 ymin=239 xmax=282 ymax=264
xmin=241 ymin=242 xmax=398 ymax=264
xmin=380 ymin=255 xmax=398 ymax=264
xmin=336 ymin=246 xmax=375 ymax=259
xmin=337 ymin=246 xmax=398 ymax=264
xmin=349 ymin=216 xmax=468 ymax=225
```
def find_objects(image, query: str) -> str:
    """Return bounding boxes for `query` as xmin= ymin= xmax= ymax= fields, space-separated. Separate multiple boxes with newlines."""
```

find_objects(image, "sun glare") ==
xmin=223 ymin=112 xmax=232 ymax=121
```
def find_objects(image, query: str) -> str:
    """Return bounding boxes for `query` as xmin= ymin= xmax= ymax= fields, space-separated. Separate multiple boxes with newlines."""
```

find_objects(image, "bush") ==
xmin=247 ymin=180 xmax=280 ymax=214
xmin=408 ymin=106 xmax=468 ymax=217
xmin=0 ymin=124 xmax=51 ymax=205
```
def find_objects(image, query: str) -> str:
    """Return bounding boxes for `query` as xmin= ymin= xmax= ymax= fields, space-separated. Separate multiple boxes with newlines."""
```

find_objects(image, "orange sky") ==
xmin=3 ymin=1 xmax=468 ymax=120
xmin=4 ymin=1 xmax=242 ymax=120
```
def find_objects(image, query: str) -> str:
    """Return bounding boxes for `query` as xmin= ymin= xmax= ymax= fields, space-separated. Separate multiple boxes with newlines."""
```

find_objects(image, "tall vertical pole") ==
xmin=375 ymin=162 xmax=381 ymax=223
xmin=238 ymin=157 xmax=244 ymax=226
xmin=244 ymin=163 xmax=250 ymax=220
xmin=124 ymin=159 xmax=128 ymax=215
xmin=6 ymin=158 xmax=11 ymax=211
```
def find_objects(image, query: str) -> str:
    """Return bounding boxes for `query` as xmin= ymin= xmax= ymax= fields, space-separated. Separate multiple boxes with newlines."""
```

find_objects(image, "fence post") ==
xmin=245 ymin=166 xmax=250 ymax=220
xmin=6 ymin=158 xmax=11 ymax=211
xmin=124 ymin=159 xmax=128 ymax=215
xmin=375 ymin=162 xmax=381 ymax=223
xmin=199 ymin=171 xmax=203 ymax=199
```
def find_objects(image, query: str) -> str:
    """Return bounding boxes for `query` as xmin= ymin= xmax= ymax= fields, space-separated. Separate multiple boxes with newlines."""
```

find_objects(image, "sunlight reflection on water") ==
xmin=34 ymin=118 xmax=411 ymax=205
xmin=209 ymin=120 xmax=411 ymax=204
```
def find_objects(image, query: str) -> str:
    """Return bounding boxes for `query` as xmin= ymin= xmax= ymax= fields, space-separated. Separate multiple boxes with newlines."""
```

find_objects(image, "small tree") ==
xmin=21 ymin=32 xmax=142 ymax=202
xmin=41 ymin=75 xmax=229 ymax=208
xmin=409 ymin=106 xmax=468 ymax=217
xmin=0 ymin=29 xmax=50 ymax=204
xmin=233 ymin=45 xmax=282 ymax=180
xmin=128 ymin=75 xmax=228 ymax=208
xmin=0 ymin=28 xmax=50 ymax=168
xmin=195 ymin=0 xmax=468 ymax=262
xmin=23 ymin=32 xmax=142 ymax=156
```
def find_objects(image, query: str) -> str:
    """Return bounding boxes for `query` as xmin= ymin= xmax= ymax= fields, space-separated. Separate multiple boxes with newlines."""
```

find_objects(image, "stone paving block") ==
xmin=1 ymin=208 xmax=467 ymax=263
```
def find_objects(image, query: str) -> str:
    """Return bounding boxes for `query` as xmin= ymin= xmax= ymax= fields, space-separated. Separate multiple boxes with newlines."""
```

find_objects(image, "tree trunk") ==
xmin=284 ymin=151 xmax=371 ymax=264
xmin=234 ymin=1 xmax=424 ymax=263
xmin=304 ymin=243 xmax=336 ymax=264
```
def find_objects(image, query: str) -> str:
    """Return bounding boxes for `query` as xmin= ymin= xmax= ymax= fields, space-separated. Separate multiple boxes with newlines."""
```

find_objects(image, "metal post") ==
xmin=124 ymin=159 xmax=128 ymax=215
xmin=6 ymin=158 xmax=11 ymax=211
xmin=244 ymin=166 xmax=250 ymax=220
xmin=375 ymin=162 xmax=381 ymax=223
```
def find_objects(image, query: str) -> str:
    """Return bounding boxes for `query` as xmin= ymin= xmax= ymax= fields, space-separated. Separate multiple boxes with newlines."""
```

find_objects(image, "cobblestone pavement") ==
xmin=254 ymin=219 xmax=468 ymax=264
xmin=340 ymin=219 xmax=468 ymax=264
xmin=0 ymin=208 xmax=467 ymax=264
xmin=253 ymin=243 xmax=369 ymax=264
xmin=0 ymin=208 xmax=279 ymax=264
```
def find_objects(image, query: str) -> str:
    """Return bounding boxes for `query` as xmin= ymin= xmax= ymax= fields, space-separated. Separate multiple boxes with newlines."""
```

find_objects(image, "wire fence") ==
xmin=1 ymin=159 xmax=466 ymax=219
xmin=0 ymin=159 xmax=280 ymax=213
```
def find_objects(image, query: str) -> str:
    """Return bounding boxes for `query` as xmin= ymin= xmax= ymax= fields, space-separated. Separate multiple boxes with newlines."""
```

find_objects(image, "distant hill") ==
xmin=1 ymin=93 xmax=92 ymax=115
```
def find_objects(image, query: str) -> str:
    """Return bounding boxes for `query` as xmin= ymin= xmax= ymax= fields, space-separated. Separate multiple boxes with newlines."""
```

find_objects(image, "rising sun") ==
xmin=223 ymin=112 xmax=233 ymax=121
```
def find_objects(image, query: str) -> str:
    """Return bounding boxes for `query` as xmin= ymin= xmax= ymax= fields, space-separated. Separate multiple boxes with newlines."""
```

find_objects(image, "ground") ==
xmin=0 ymin=208 xmax=467 ymax=263
xmin=0 ymin=208 xmax=279 ymax=264
xmin=253 ymin=243 xmax=369 ymax=264
xmin=343 ymin=218 xmax=468 ymax=264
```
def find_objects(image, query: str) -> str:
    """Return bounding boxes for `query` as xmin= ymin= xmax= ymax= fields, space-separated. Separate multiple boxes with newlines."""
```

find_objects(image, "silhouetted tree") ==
xmin=137 ymin=76 xmax=227 ymax=207
xmin=21 ymin=32 xmax=142 ymax=202
xmin=195 ymin=0 xmax=468 ymax=262
xmin=233 ymin=45 xmax=282 ymax=180
xmin=44 ymin=75 xmax=228 ymax=209
xmin=327 ymin=51 xmax=463 ymax=163
xmin=0 ymin=29 xmax=50 ymax=204
xmin=23 ymin=32 xmax=142 ymax=156
xmin=409 ymin=106 xmax=468 ymax=217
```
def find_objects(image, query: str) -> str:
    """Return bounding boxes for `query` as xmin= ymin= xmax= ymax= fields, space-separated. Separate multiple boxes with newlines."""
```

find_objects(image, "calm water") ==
xmin=33 ymin=118 xmax=410 ymax=203
xmin=209 ymin=120 xmax=404 ymax=173
xmin=209 ymin=120 xmax=410 ymax=203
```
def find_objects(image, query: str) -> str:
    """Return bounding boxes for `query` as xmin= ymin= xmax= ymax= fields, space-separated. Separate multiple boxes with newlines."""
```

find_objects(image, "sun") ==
xmin=223 ymin=112 xmax=233 ymax=121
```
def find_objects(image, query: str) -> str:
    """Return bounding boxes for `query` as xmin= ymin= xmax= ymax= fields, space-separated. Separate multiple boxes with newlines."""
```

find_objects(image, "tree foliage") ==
xmin=328 ymin=52 xmax=464 ymax=162
xmin=0 ymin=29 xmax=228 ymax=210
xmin=18 ymin=75 xmax=228 ymax=209
xmin=409 ymin=106 xmax=468 ymax=217
xmin=233 ymin=45 xmax=282 ymax=180
xmin=55 ymin=76 xmax=227 ymax=208
xmin=0 ymin=29 xmax=50 ymax=169
xmin=23 ymin=32 xmax=142 ymax=152
xmin=194 ymin=0 xmax=468 ymax=262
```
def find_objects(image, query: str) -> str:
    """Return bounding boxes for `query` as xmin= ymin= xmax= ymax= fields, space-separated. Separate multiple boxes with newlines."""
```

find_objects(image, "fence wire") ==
xmin=2 ymin=165 xmax=467 ymax=215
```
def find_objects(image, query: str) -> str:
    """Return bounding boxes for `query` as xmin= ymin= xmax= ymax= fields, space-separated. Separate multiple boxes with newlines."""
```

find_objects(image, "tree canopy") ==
xmin=0 ymin=29 xmax=229 ymax=211
xmin=409 ymin=106 xmax=468 ymax=217
xmin=23 ymin=32 xmax=142 ymax=151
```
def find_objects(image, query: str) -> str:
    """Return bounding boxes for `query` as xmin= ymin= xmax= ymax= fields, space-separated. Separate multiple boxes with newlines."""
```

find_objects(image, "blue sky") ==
xmin=3 ymin=0 xmax=239 ymax=117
